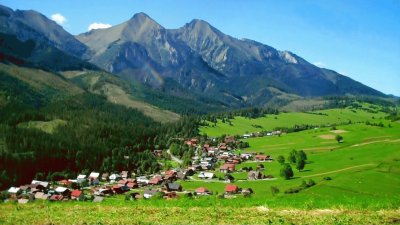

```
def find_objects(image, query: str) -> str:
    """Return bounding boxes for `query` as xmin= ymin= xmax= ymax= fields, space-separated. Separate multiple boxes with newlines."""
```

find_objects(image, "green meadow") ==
xmin=17 ymin=119 xmax=67 ymax=134
xmin=200 ymin=104 xmax=388 ymax=137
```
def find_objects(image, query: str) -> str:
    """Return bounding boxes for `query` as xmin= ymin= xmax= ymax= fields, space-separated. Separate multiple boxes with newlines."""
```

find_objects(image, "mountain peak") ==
xmin=186 ymin=19 xmax=213 ymax=29
xmin=130 ymin=12 xmax=152 ymax=21
xmin=127 ymin=12 xmax=163 ymax=30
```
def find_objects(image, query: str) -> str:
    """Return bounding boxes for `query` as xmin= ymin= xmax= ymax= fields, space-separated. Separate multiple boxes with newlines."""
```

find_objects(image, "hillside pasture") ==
xmin=200 ymin=106 xmax=387 ymax=137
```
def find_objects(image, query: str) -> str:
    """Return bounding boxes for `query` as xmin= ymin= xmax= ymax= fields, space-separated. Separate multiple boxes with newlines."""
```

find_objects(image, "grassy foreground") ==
xmin=0 ymin=202 xmax=399 ymax=224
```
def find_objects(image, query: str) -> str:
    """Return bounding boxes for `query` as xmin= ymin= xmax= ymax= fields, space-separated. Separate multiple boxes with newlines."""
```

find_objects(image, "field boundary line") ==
xmin=302 ymin=163 xmax=376 ymax=178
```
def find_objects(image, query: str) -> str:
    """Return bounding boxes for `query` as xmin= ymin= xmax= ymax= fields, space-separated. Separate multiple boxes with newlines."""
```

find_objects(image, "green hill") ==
xmin=200 ymin=103 xmax=389 ymax=137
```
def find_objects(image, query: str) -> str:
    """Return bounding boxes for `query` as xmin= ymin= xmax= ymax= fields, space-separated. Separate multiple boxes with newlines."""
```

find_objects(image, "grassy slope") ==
xmin=62 ymin=71 xmax=181 ymax=123
xmin=0 ymin=63 xmax=83 ymax=95
xmin=0 ymin=202 xmax=399 ymax=224
xmin=182 ymin=122 xmax=400 ymax=208
xmin=200 ymin=105 xmax=387 ymax=137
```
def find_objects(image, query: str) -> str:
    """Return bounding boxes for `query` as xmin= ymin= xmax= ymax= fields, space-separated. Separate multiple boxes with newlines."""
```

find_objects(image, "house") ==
xmin=241 ymin=188 xmax=254 ymax=196
xmin=77 ymin=174 xmax=87 ymax=183
xmin=241 ymin=153 xmax=253 ymax=160
xmin=8 ymin=187 xmax=21 ymax=195
xmin=164 ymin=182 xmax=182 ymax=192
xmin=88 ymin=172 xmax=100 ymax=185
xmin=184 ymin=169 xmax=195 ymax=177
xmin=50 ymin=195 xmax=64 ymax=201
xmin=109 ymin=173 xmax=122 ymax=181
xmin=248 ymin=171 xmax=264 ymax=180
xmin=243 ymin=134 xmax=252 ymax=139
xmin=164 ymin=192 xmax=178 ymax=199
xmin=225 ymin=185 xmax=239 ymax=194
xmin=153 ymin=150 xmax=163 ymax=157
xmin=165 ymin=170 xmax=177 ymax=176
xmin=148 ymin=177 xmax=162 ymax=185
xmin=198 ymin=172 xmax=215 ymax=179
xmin=143 ymin=190 xmax=158 ymax=199
xmin=95 ymin=188 xmax=113 ymax=196
xmin=120 ymin=171 xmax=129 ymax=179
xmin=177 ymin=172 xmax=186 ymax=180
xmin=30 ymin=180 xmax=49 ymax=191
xmin=71 ymin=189 xmax=84 ymax=201
xmin=93 ymin=196 xmax=104 ymax=202
xmin=101 ymin=173 xmax=109 ymax=181
xmin=118 ymin=179 xmax=129 ymax=186
xmin=129 ymin=192 xmax=141 ymax=200
xmin=18 ymin=198 xmax=30 ymax=204
xmin=224 ymin=136 xmax=235 ymax=144
xmin=219 ymin=143 xmax=227 ymax=151
xmin=219 ymin=163 xmax=235 ymax=173
xmin=127 ymin=181 xmax=138 ymax=189
xmin=195 ymin=187 xmax=211 ymax=195
xmin=55 ymin=187 xmax=71 ymax=197
xmin=255 ymin=155 xmax=272 ymax=161
xmin=137 ymin=176 xmax=149 ymax=185
xmin=19 ymin=185 xmax=31 ymax=194
xmin=34 ymin=192 xmax=49 ymax=200
xmin=112 ymin=185 xmax=127 ymax=194
xmin=58 ymin=180 xmax=72 ymax=186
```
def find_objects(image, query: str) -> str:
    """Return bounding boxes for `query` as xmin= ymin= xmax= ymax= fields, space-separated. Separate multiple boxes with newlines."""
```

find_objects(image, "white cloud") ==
xmin=313 ymin=61 xmax=327 ymax=68
xmin=88 ymin=22 xmax=112 ymax=31
xmin=51 ymin=13 xmax=67 ymax=25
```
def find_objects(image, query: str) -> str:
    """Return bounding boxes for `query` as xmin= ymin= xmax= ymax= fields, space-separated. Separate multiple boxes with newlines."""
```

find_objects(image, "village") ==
xmin=3 ymin=135 xmax=276 ymax=204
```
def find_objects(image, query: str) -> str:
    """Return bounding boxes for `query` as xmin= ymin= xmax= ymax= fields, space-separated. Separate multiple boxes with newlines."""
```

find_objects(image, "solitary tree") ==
xmin=297 ymin=150 xmax=307 ymax=161
xmin=280 ymin=164 xmax=294 ymax=180
xmin=277 ymin=155 xmax=285 ymax=164
xmin=296 ymin=159 xmax=305 ymax=171
xmin=335 ymin=135 xmax=343 ymax=143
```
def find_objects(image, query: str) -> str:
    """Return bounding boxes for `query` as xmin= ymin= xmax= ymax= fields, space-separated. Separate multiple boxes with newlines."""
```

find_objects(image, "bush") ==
xmin=323 ymin=176 xmax=332 ymax=180
xmin=270 ymin=186 xmax=279 ymax=196
xmin=284 ymin=187 xmax=302 ymax=194
xmin=277 ymin=155 xmax=285 ymax=164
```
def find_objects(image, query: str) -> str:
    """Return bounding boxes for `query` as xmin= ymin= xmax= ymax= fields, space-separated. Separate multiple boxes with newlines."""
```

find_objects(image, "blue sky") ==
xmin=2 ymin=0 xmax=400 ymax=96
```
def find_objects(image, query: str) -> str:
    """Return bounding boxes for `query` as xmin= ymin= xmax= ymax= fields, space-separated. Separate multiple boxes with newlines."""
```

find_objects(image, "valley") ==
xmin=0 ymin=2 xmax=399 ymax=224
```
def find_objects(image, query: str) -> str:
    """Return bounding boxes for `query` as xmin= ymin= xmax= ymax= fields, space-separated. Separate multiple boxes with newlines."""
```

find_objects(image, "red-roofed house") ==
xmin=127 ymin=182 xmax=138 ymax=189
xmin=148 ymin=177 xmax=162 ymax=185
xmin=219 ymin=163 xmax=235 ymax=173
xmin=71 ymin=189 xmax=84 ymax=201
xmin=195 ymin=187 xmax=211 ymax=195
xmin=50 ymin=194 xmax=64 ymax=201
xmin=118 ymin=179 xmax=129 ymax=186
xmin=255 ymin=155 xmax=272 ymax=161
xmin=58 ymin=180 xmax=71 ymax=186
xmin=225 ymin=185 xmax=239 ymax=194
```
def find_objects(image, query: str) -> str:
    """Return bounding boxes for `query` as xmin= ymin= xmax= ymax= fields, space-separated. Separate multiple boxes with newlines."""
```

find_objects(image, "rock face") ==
xmin=0 ymin=4 xmax=384 ymax=107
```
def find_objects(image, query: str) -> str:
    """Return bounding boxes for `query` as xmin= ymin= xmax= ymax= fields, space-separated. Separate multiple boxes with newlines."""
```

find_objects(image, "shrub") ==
xmin=277 ymin=155 xmax=285 ymax=164
xmin=270 ymin=186 xmax=279 ymax=196
xmin=308 ymin=179 xmax=316 ymax=186
xmin=323 ymin=176 xmax=332 ymax=180
xmin=335 ymin=135 xmax=343 ymax=143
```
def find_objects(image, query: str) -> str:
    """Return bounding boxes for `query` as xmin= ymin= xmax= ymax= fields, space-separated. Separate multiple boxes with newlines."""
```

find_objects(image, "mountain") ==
xmin=77 ymin=13 xmax=385 ymax=107
xmin=0 ymin=5 xmax=88 ymax=58
xmin=0 ymin=5 xmax=98 ymax=71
